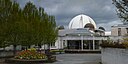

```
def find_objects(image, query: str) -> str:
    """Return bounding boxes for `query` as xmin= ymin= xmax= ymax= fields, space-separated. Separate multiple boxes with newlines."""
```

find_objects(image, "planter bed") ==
xmin=5 ymin=58 xmax=56 ymax=64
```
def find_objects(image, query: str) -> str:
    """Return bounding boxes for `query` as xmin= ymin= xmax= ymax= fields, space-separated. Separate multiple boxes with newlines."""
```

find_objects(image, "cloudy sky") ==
xmin=15 ymin=0 xmax=122 ymax=31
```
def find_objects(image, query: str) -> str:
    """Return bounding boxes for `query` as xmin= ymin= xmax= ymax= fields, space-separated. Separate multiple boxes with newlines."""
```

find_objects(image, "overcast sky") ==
xmin=15 ymin=0 xmax=122 ymax=31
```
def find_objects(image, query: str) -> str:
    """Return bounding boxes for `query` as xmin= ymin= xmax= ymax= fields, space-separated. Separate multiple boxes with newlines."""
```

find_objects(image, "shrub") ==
xmin=122 ymin=38 xmax=128 ymax=48
xmin=100 ymin=43 xmax=125 ymax=48
xmin=50 ymin=49 xmax=64 ymax=53
xmin=100 ymin=38 xmax=126 ymax=48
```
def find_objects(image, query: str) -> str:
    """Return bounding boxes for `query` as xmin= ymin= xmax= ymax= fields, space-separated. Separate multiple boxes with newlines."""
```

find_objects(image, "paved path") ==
xmin=46 ymin=54 xmax=101 ymax=64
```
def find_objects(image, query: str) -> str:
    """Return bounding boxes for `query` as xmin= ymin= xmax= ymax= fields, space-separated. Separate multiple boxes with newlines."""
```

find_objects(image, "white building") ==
xmin=50 ymin=14 xmax=108 ymax=50
xmin=111 ymin=22 xmax=128 ymax=36
xmin=47 ymin=17 xmax=128 ymax=50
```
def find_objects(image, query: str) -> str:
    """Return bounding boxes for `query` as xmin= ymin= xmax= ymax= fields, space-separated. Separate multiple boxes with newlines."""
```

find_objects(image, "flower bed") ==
xmin=14 ymin=48 xmax=47 ymax=60
xmin=5 ymin=48 xmax=56 ymax=63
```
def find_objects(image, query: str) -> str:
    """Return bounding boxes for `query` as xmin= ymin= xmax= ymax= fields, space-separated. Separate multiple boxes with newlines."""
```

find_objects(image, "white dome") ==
xmin=69 ymin=14 xmax=96 ymax=29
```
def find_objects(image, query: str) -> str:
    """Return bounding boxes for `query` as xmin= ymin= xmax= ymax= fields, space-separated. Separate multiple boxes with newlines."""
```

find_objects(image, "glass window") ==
xmin=126 ymin=28 xmax=128 ymax=34
xmin=118 ymin=28 xmax=121 ymax=36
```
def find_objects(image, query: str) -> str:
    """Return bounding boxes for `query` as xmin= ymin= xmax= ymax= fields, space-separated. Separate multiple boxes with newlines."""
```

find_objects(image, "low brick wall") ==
xmin=0 ymin=51 xmax=14 ymax=58
xmin=101 ymin=48 xmax=128 ymax=64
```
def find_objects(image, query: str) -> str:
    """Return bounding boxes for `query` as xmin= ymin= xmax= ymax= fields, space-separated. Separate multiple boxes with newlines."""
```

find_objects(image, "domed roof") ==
xmin=69 ymin=14 xmax=96 ymax=29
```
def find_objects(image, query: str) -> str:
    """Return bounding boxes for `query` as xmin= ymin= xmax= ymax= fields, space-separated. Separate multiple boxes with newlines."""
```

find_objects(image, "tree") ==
xmin=0 ymin=0 xmax=22 ymax=49
xmin=0 ymin=0 xmax=12 ymax=48
xmin=42 ymin=15 xmax=58 ymax=60
xmin=112 ymin=0 xmax=128 ymax=23
xmin=0 ymin=0 xmax=58 ymax=56
xmin=21 ymin=2 xmax=39 ymax=47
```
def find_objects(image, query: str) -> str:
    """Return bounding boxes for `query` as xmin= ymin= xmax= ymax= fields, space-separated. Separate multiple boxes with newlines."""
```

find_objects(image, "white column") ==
xmin=89 ymin=40 xmax=91 ymax=50
xmin=81 ymin=35 xmax=83 ymax=50
xmin=93 ymin=35 xmax=95 ymax=50
xmin=58 ymin=37 xmax=60 ymax=49
xmin=59 ymin=37 xmax=63 ymax=49
xmin=61 ymin=40 xmax=63 ymax=49
xmin=99 ymin=40 xmax=102 ymax=50
xmin=65 ymin=40 xmax=67 ymax=47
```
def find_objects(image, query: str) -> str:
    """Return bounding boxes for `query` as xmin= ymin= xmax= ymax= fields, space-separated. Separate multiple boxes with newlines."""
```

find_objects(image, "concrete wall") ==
xmin=111 ymin=27 xmax=118 ymax=36
xmin=102 ymin=48 xmax=128 ymax=64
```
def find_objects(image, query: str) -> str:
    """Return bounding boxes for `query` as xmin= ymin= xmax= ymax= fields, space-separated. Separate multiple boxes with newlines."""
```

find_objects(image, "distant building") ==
xmin=111 ymin=22 xmax=128 ymax=36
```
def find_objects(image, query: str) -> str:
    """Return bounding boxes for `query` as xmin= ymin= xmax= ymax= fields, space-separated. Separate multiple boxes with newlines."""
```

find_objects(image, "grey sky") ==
xmin=15 ymin=0 xmax=122 ymax=31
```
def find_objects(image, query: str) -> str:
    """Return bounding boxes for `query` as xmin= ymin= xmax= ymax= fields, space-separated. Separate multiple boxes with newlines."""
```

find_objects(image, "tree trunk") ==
xmin=28 ymin=45 xmax=31 ymax=49
xmin=13 ymin=45 xmax=17 ymax=56
xmin=38 ymin=44 xmax=42 ymax=52
xmin=38 ymin=44 xmax=41 ymax=48
xmin=46 ymin=43 xmax=51 ymax=60
xmin=22 ymin=46 xmax=25 ymax=50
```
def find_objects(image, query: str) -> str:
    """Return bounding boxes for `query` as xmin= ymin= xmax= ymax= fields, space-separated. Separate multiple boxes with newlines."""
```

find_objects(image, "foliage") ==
xmin=50 ymin=49 xmax=64 ymax=53
xmin=101 ymin=38 xmax=128 ymax=48
xmin=100 ymin=38 xmax=125 ymax=48
xmin=100 ymin=42 xmax=125 ymax=48
xmin=122 ymin=38 xmax=128 ymax=48
xmin=112 ymin=0 xmax=128 ymax=22
xmin=28 ymin=48 xmax=37 ymax=51
xmin=0 ymin=0 xmax=58 ymax=56
xmin=15 ymin=49 xmax=47 ymax=60
xmin=0 ymin=0 xmax=57 ymax=48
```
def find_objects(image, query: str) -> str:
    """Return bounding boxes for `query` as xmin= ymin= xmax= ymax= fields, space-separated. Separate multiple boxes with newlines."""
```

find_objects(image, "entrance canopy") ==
xmin=66 ymin=28 xmax=93 ymax=36
xmin=59 ymin=28 xmax=93 ymax=37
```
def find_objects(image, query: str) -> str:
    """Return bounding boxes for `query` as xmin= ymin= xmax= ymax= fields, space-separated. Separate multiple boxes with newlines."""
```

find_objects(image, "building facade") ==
xmin=51 ymin=14 xmax=107 ymax=51
xmin=2 ymin=14 xmax=128 ymax=51
xmin=111 ymin=22 xmax=128 ymax=36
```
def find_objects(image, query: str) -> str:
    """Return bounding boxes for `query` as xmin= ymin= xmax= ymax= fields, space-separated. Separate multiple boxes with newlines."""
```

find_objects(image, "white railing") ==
xmin=60 ymin=36 xmax=128 ymax=40
xmin=61 ymin=36 xmax=108 ymax=40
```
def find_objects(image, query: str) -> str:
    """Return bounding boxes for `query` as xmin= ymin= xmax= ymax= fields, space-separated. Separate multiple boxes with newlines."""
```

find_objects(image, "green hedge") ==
xmin=100 ymin=43 xmax=126 ymax=48
xmin=50 ymin=50 xmax=64 ymax=53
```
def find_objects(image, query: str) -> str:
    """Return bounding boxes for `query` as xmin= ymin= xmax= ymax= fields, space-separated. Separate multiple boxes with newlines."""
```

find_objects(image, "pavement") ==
xmin=0 ymin=54 xmax=101 ymax=64
xmin=46 ymin=54 xmax=101 ymax=64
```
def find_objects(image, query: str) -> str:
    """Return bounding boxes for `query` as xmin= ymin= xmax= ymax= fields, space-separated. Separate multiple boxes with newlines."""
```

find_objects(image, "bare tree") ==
xmin=112 ymin=0 xmax=128 ymax=23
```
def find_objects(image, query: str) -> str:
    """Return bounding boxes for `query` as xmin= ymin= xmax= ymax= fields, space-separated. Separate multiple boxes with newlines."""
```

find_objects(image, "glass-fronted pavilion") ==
xmin=55 ymin=14 xmax=107 ymax=51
